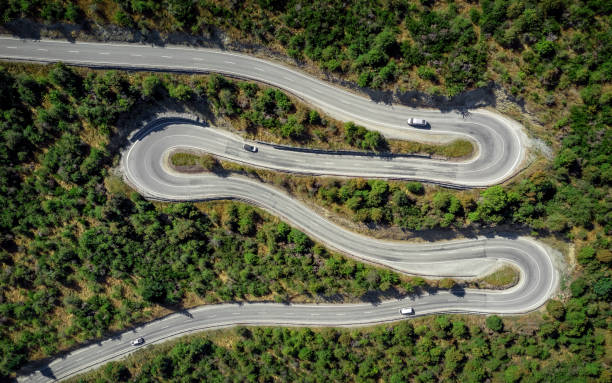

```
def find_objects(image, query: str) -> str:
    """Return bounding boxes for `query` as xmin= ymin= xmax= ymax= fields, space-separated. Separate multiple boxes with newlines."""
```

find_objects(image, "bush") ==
xmin=546 ymin=300 xmax=565 ymax=320
xmin=593 ymin=278 xmax=611 ymax=299
xmin=486 ymin=315 xmax=503 ymax=332
xmin=570 ymin=278 xmax=587 ymax=297
xmin=577 ymin=246 xmax=595 ymax=264
xmin=406 ymin=182 xmax=424 ymax=195
xmin=417 ymin=66 xmax=437 ymax=82
xmin=281 ymin=116 xmax=306 ymax=140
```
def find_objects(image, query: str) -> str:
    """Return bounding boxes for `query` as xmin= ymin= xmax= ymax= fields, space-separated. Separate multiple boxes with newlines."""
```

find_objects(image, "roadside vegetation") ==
xmin=2 ymin=1 xmax=610 ymax=135
xmin=71 ymin=309 xmax=610 ymax=383
xmin=205 ymin=72 xmax=473 ymax=157
xmin=0 ymin=63 xmax=479 ymax=379
xmin=169 ymin=151 xmax=218 ymax=171
xmin=0 ymin=38 xmax=609 ymax=381
xmin=477 ymin=265 xmax=519 ymax=289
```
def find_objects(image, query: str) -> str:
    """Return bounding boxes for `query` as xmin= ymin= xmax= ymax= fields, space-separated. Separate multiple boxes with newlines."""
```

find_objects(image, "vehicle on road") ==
xmin=243 ymin=144 xmax=258 ymax=152
xmin=131 ymin=337 xmax=144 ymax=346
xmin=407 ymin=118 xmax=428 ymax=128
xmin=399 ymin=307 xmax=415 ymax=315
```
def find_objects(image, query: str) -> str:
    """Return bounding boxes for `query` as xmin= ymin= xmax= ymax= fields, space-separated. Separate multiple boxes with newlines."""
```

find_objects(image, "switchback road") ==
xmin=17 ymin=117 xmax=558 ymax=382
xmin=0 ymin=36 xmax=528 ymax=187
xmin=1 ymin=37 xmax=558 ymax=383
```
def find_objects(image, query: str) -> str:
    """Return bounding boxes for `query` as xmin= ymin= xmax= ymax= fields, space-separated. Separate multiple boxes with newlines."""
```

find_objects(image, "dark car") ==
xmin=243 ymin=144 xmax=258 ymax=152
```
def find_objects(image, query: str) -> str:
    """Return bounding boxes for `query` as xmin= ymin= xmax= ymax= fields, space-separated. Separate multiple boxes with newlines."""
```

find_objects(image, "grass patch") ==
xmin=104 ymin=175 xmax=134 ymax=196
xmin=478 ymin=265 xmax=520 ymax=289
xmin=169 ymin=152 xmax=217 ymax=171
xmin=389 ymin=138 xmax=474 ymax=159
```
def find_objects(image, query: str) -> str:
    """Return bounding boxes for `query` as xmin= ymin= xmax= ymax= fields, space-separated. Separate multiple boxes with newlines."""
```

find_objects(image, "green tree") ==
xmin=546 ymin=300 xmax=565 ymax=320
xmin=486 ymin=315 xmax=504 ymax=332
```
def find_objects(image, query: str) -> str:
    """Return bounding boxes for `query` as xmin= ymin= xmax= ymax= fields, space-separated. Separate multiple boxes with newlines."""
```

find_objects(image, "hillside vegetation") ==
xmin=2 ymin=1 xmax=611 ymax=128
xmin=1 ymin=64 xmax=440 ymax=379
xmin=73 ymin=314 xmax=609 ymax=383
xmin=0 ymin=62 xmax=607 ymax=381
xmin=0 ymin=0 xmax=610 ymax=380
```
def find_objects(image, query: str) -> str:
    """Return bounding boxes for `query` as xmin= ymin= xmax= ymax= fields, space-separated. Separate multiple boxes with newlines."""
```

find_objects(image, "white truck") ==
xmin=399 ymin=307 xmax=415 ymax=315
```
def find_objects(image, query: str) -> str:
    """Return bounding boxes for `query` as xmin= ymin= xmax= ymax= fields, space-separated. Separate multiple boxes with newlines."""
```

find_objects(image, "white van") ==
xmin=407 ymin=118 xmax=428 ymax=127
xmin=399 ymin=307 xmax=415 ymax=315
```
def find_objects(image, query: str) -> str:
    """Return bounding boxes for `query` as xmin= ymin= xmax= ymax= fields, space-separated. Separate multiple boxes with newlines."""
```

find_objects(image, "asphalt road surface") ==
xmin=0 ymin=36 xmax=528 ymax=187
xmin=17 ymin=117 xmax=558 ymax=382
xmin=2 ymin=37 xmax=557 ymax=382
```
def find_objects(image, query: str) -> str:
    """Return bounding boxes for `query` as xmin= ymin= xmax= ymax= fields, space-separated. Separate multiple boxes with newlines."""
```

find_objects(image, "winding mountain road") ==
xmin=2 ymin=37 xmax=559 ymax=382
xmin=0 ymin=36 xmax=528 ymax=187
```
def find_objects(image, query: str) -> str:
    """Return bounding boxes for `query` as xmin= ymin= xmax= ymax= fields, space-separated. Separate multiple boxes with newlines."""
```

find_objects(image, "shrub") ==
xmin=486 ymin=315 xmax=503 ymax=332
xmin=406 ymin=182 xmax=424 ymax=195
xmin=546 ymin=300 xmax=565 ymax=320
xmin=417 ymin=66 xmax=437 ymax=82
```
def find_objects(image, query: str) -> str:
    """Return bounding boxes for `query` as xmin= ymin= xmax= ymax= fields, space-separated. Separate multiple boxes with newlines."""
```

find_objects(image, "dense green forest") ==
xmin=73 ymin=308 xmax=609 ymax=383
xmin=1 ymin=64 xmax=439 ymax=378
xmin=2 ymin=0 xmax=611 ymax=118
xmin=0 ymin=62 xmax=608 ymax=381
xmin=0 ymin=0 xmax=610 ymax=380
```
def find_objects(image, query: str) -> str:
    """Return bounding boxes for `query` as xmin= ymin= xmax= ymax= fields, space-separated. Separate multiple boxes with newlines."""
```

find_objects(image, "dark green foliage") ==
xmin=485 ymin=315 xmax=503 ymax=332
xmin=0 ymin=66 xmax=409 ymax=379
xmin=546 ymin=300 xmax=565 ymax=321
xmin=0 ymin=0 xmax=609 ymax=376
xmin=313 ymin=92 xmax=610 ymax=234
xmin=77 ymin=314 xmax=609 ymax=383
xmin=343 ymin=121 xmax=388 ymax=150
xmin=2 ymin=0 xmax=611 ymax=100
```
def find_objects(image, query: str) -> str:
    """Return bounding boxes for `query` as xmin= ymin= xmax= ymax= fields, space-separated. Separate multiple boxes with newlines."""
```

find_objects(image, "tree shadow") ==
xmin=399 ymin=224 xmax=536 ymax=243
xmin=39 ymin=366 xmax=57 ymax=380
xmin=359 ymin=286 xmax=413 ymax=306
xmin=110 ymin=95 xmax=216 ymax=156
xmin=450 ymin=284 xmax=466 ymax=297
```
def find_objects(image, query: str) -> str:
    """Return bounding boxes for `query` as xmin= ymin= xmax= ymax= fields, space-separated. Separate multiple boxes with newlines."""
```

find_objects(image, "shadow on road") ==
xmin=450 ymin=284 xmax=466 ymax=297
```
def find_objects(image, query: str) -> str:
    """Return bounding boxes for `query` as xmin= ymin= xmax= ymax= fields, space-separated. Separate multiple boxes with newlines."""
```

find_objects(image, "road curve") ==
xmin=5 ymin=38 xmax=553 ymax=382
xmin=16 ymin=117 xmax=557 ymax=382
xmin=0 ymin=36 xmax=527 ymax=187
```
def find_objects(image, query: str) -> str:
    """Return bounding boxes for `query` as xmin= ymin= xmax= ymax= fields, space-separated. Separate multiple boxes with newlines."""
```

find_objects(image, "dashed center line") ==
xmin=224 ymin=61 xmax=235 ymax=64
xmin=131 ymin=54 xmax=142 ymax=57
xmin=192 ymin=57 xmax=204 ymax=61
xmin=99 ymin=52 xmax=110 ymax=55
xmin=68 ymin=50 xmax=79 ymax=53
xmin=255 ymin=67 xmax=265 ymax=72
xmin=162 ymin=55 xmax=172 ymax=59
xmin=5 ymin=46 xmax=16 ymax=49
xmin=37 ymin=48 xmax=48 ymax=51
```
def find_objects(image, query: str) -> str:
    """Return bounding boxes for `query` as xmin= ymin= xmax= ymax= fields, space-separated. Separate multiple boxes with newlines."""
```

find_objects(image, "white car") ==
xmin=131 ymin=337 xmax=144 ymax=346
xmin=407 ymin=118 xmax=428 ymax=128
xmin=399 ymin=307 xmax=415 ymax=315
